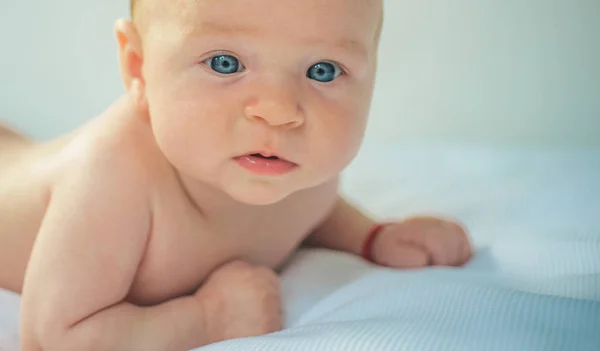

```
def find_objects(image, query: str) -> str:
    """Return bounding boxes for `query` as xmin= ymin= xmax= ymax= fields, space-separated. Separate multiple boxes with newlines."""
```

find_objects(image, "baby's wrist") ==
xmin=360 ymin=223 xmax=390 ymax=264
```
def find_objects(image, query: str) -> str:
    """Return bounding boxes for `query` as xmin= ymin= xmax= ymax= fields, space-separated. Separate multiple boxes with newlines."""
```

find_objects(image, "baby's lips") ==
xmin=234 ymin=154 xmax=298 ymax=176
xmin=235 ymin=150 xmax=297 ymax=165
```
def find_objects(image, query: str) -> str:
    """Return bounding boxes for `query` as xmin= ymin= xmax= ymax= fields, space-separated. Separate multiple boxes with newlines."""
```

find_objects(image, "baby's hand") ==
xmin=369 ymin=217 xmax=472 ymax=268
xmin=194 ymin=260 xmax=283 ymax=344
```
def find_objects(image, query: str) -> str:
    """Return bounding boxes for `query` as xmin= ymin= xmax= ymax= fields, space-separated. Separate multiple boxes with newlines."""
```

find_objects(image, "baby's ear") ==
xmin=115 ymin=19 xmax=144 ymax=96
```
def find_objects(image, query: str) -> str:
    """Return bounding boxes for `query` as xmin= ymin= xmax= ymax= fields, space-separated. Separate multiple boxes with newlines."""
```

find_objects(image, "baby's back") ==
xmin=0 ymin=126 xmax=73 ymax=292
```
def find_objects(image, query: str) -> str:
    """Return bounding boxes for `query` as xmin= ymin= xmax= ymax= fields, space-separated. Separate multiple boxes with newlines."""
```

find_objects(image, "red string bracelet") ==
xmin=360 ymin=223 xmax=389 ymax=263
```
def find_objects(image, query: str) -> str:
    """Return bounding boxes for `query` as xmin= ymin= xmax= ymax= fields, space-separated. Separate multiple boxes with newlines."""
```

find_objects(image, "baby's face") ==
xmin=137 ymin=0 xmax=382 ymax=205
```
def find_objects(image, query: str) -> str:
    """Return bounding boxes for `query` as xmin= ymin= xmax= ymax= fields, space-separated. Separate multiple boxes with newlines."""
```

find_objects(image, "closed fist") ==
xmin=194 ymin=260 xmax=283 ymax=344
xmin=370 ymin=217 xmax=472 ymax=268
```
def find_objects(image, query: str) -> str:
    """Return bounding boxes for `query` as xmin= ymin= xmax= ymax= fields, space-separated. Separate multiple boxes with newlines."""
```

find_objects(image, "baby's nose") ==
xmin=243 ymin=80 xmax=305 ymax=129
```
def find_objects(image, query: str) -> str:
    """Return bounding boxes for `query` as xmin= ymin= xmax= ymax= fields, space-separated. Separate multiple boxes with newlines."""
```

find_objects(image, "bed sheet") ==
xmin=1 ymin=143 xmax=599 ymax=350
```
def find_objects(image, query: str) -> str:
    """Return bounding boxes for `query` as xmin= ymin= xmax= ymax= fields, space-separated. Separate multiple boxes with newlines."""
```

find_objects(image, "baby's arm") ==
xmin=304 ymin=196 xmax=375 ymax=256
xmin=20 ymin=157 xmax=206 ymax=351
xmin=306 ymin=195 xmax=472 ymax=267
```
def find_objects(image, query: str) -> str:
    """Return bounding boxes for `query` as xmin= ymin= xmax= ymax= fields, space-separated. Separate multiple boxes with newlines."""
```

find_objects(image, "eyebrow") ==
xmin=186 ymin=21 xmax=261 ymax=36
xmin=324 ymin=38 xmax=368 ymax=59
xmin=185 ymin=21 xmax=369 ymax=58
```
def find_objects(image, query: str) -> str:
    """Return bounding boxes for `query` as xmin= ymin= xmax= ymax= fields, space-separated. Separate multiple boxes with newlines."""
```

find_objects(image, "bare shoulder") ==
xmin=53 ymin=100 xmax=166 ymax=192
xmin=34 ymin=99 xmax=174 ymax=235
xmin=0 ymin=96 xmax=163 ymax=217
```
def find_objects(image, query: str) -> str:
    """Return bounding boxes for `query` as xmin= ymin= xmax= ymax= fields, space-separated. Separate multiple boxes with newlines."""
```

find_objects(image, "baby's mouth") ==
xmin=250 ymin=153 xmax=280 ymax=160
xmin=234 ymin=152 xmax=298 ymax=176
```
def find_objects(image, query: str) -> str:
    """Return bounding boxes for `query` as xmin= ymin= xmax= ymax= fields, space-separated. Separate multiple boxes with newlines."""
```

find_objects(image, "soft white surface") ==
xmin=0 ymin=291 xmax=19 ymax=351
xmin=1 ymin=144 xmax=599 ymax=350
xmin=1 ymin=0 xmax=599 ymax=147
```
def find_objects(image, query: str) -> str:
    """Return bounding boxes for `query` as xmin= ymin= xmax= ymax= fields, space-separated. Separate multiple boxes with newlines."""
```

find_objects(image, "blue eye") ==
xmin=205 ymin=55 xmax=244 ymax=75
xmin=307 ymin=61 xmax=342 ymax=82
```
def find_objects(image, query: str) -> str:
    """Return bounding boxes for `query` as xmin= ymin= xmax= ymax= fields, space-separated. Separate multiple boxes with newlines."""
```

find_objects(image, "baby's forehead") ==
xmin=136 ymin=0 xmax=382 ymax=44
xmin=132 ymin=0 xmax=194 ymax=26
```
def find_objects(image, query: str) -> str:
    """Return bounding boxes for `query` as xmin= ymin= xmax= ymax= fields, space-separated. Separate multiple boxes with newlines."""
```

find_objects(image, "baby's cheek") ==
xmin=147 ymin=99 xmax=210 ymax=166
xmin=333 ymin=107 xmax=367 ymax=153
xmin=312 ymin=116 xmax=363 ymax=172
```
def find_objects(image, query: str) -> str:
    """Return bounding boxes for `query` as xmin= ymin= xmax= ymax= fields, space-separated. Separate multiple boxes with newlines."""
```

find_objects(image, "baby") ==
xmin=0 ymin=0 xmax=472 ymax=350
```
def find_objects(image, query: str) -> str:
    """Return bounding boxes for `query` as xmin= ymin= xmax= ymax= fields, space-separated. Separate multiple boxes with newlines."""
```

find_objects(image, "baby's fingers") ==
xmin=443 ymin=221 xmax=472 ymax=266
xmin=403 ymin=219 xmax=464 ymax=266
xmin=375 ymin=241 xmax=431 ymax=268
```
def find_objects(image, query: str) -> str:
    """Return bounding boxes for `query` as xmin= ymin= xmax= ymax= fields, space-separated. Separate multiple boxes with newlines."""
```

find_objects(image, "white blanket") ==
xmin=2 ymin=143 xmax=599 ymax=350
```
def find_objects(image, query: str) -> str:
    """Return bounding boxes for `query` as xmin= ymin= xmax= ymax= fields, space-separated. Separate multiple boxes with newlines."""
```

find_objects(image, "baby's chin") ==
xmin=222 ymin=179 xmax=298 ymax=206
xmin=218 ymin=166 xmax=338 ymax=206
